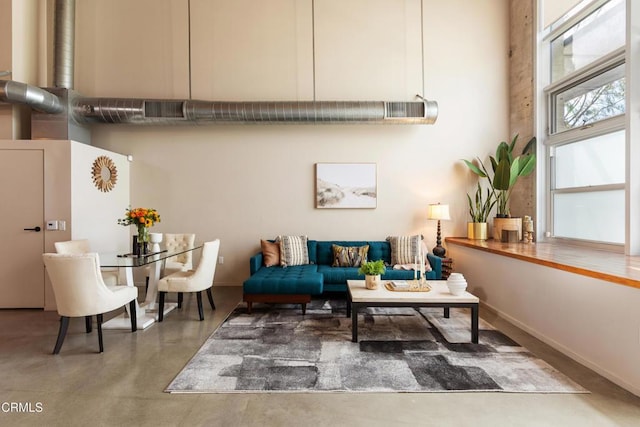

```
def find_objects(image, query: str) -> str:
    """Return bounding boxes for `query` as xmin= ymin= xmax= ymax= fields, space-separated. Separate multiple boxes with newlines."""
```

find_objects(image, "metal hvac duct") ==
xmin=0 ymin=0 xmax=73 ymax=116
xmin=74 ymin=98 xmax=438 ymax=124
xmin=1 ymin=0 xmax=439 ymax=132
xmin=54 ymin=0 xmax=75 ymax=89
xmin=0 ymin=80 xmax=64 ymax=114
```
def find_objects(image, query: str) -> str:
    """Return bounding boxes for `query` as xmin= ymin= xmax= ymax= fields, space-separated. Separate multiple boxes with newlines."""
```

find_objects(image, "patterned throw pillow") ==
xmin=332 ymin=244 xmax=369 ymax=267
xmin=277 ymin=235 xmax=309 ymax=267
xmin=386 ymin=235 xmax=421 ymax=265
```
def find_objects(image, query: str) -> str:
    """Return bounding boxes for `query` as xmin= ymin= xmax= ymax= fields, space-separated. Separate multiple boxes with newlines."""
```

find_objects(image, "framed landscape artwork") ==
xmin=315 ymin=163 xmax=377 ymax=209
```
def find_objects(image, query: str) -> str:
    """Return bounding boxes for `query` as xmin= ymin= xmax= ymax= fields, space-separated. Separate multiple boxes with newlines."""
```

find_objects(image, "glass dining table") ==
xmin=100 ymin=245 xmax=203 ymax=330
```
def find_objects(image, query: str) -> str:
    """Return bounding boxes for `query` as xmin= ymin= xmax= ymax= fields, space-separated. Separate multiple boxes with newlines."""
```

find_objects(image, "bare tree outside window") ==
xmin=563 ymin=78 xmax=625 ymax=129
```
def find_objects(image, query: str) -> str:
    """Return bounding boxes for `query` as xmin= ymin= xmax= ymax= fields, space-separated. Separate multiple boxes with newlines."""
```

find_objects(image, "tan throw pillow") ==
xmin=261 ymin=240 xmax=280 ymax=267
xmin=332 ymin=244 xmax=369 ymax=267
xmin=386 ymin=235 xmax=421 ymax=265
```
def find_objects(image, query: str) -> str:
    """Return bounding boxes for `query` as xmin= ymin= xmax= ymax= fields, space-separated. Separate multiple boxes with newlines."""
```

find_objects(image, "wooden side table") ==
xmin=440 ymin=257 xmax=453 ymax=279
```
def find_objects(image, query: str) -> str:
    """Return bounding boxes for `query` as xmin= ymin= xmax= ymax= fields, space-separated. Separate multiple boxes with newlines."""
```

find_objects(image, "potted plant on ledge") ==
xmin=467 ymin=182 xmax=496 ymax=240
xmin=463 ymin=134 xmax=536 ymax=241
xmin=358 ymin=260 xmax=386 ymax=290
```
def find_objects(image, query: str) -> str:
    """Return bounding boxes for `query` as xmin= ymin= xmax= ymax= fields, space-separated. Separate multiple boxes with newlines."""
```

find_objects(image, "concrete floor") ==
xmin=1 ymin=286 xmax=639 ymax=427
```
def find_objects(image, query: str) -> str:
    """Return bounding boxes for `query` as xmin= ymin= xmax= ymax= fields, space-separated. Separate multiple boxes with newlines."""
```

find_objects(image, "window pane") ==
xmin=551 ymin=63 xmax=625 ymax=133
xmin=553 ymin=190 xmax=624 ymax=243
xmin=551 ymin=0 xmax=625 ymax=82
xmin=554 ymin=130 xmax=624 ymax=189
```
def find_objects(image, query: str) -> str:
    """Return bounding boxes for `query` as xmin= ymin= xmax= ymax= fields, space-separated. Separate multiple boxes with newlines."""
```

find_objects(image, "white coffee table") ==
xmin=346 ymin=280 xmax=480 ymax=343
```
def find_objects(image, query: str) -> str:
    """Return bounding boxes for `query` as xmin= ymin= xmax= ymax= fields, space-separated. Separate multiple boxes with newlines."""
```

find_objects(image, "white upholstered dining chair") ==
xmin=42 ymin=253 xmax=138 ymax=354
xmin=54 ymin=239 xmax=119 ymax=286
xmin=157 ymin=239 xmax=220 ymax=322
xmin=144 ymin=233 xmax=196 ymax=296
xmin=162 ymin=233 xmax=196 ymax=275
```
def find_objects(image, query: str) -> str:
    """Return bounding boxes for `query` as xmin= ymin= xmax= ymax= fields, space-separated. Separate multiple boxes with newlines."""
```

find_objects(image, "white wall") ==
xmin=73 ymin=0 xmax=190 ymax=99
xmin=191 ymin=0 xmax=313 ymax=100
xmin=74 ymin=0 xmax=510 ymax=286
xmin=449 ymin=244 xmax=640 ymax=397
xmin=70 ymin=141 xmax=130 ymax=253
xmin=313 ymin=0 xmax=423 ymax=100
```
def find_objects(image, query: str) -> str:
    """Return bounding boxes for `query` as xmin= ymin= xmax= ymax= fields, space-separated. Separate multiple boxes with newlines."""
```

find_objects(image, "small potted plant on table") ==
xmin=358 ymin=260 xmax=386 ymax=290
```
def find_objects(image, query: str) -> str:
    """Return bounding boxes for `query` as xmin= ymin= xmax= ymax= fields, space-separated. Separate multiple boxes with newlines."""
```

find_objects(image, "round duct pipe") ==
xmin=73 ymin=98 xmax=438 ymax=125
xmin=0 ymin=80 xmax=64 ymax=114
xmin=54 ymin=0 xmax=75 ymax=89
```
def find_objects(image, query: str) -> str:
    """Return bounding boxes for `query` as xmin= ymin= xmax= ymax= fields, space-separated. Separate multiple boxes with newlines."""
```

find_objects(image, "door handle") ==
xmin=24 ymin=226 xmax=41 ymax=232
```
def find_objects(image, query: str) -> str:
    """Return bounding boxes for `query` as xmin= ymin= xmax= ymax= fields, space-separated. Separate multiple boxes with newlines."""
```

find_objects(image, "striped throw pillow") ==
xmin=277 ymin=235 xmax=309 ymax=267
xmin=386 ymin=235 xmax=421 ymax=265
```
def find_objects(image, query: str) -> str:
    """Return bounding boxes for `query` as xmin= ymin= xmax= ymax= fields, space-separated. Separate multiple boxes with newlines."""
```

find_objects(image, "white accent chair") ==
xmin=157 ymin=239 xmax=220 ymax=321
xmin=42 ymin=253 xmax=138 ymax=354
xmin=154 ymin=233 xmax=196 ymax=305
xmin=54 ymin=239 xmax=119 ymax=286
xmin=143 ymin=233 xmax=196 ymax=292
xmin=163 ymin=233 xmax=196 ymax=275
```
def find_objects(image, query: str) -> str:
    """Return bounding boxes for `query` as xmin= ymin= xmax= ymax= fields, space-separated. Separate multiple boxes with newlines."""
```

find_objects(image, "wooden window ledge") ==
xmin=445 ymin=237 xmax=640 ymax=290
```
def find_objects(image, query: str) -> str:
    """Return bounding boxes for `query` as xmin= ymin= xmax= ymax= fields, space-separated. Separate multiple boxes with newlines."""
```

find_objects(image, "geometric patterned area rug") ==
xmin=165 ymin=299 xmax=588 ymax=394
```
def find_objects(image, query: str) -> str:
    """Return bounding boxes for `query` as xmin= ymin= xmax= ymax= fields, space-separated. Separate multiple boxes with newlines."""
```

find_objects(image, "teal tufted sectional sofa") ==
xmin=243 ymin=240 xmax=442 ymax=314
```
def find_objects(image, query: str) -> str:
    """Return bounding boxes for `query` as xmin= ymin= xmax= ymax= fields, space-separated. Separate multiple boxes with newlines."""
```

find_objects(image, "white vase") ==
xmin=365 ymin=275 xmax=381 ymax=290
xmin=446 ymin=273 xmax=467 ymax=296
xmin=149 ymin=233 xmax=163 ymax=253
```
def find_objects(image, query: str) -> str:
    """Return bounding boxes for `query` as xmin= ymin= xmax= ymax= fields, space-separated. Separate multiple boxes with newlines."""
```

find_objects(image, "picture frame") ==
xmin=315 ymin=163 xmax=377 ymax=209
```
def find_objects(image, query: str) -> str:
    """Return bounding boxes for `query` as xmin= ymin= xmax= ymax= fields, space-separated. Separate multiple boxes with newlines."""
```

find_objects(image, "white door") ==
xmin=0 ymin=149 xmax=45 ymax=308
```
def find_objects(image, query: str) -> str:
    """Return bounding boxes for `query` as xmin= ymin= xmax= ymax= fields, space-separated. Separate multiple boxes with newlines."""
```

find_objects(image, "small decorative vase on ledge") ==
xmin=493 ymin=217 xmax=522 ymax=242
xmin=467 ymin=222 xmax=488 ymax=240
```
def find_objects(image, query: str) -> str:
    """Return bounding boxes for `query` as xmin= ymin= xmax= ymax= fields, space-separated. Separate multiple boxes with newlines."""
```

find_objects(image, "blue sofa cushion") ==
xmin=368 ymin=241 xmax=392 ymax=265
xmin=243 ymin=265 xmax=323 ymax=295
xmin=318 ymin=265 xmax=428 ymax=285
xmin=307 ymin=240 xmax=318 ymax=264
xmin=317 ymin=265 xmax=364 ymax=284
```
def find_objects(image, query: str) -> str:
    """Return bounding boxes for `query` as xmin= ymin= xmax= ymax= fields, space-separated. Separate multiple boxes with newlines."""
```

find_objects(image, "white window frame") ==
xmin=538 ymin=0 xmax=627 ymax=251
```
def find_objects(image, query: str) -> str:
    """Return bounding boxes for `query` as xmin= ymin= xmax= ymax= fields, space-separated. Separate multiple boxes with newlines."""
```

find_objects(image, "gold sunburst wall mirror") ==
xmin=92 ymin=155 xmax=118 ymax=192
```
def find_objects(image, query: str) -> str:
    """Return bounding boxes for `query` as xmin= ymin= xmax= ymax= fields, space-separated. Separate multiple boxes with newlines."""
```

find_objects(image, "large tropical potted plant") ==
xmin=466 ymin=182 xmax=495 ymax=240
xmin=463 ymin=134 xmax=536 ymax=241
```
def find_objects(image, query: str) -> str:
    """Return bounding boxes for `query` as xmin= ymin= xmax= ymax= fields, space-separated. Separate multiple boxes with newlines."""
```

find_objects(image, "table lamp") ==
xmin=427 ymin=203 xmax=450 ymax=257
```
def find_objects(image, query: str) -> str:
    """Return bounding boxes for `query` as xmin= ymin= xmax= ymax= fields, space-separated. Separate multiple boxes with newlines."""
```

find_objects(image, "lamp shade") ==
xmin=427 ymin=203 xmax=450 ymax=220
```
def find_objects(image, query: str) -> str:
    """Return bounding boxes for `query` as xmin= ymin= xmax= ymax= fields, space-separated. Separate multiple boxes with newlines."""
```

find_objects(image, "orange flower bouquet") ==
xmin=118 ymin=207 xmax=161 ymax=245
